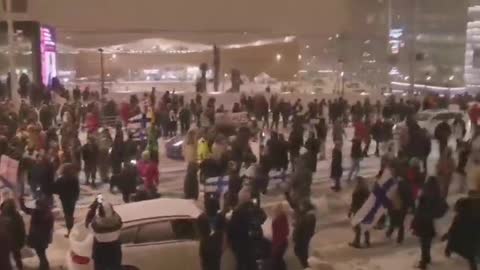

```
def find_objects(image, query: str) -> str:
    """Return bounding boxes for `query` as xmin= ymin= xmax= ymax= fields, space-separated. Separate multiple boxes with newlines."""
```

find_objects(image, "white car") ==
xmin=394 ymin=109 xmax=472 ymax=140
xmin=65 ymin=198 xmax=234 ymax=270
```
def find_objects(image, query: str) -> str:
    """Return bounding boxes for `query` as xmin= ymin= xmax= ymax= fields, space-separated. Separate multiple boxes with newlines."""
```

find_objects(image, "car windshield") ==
xmin=416 ymin=113 xmax=432 ymax=121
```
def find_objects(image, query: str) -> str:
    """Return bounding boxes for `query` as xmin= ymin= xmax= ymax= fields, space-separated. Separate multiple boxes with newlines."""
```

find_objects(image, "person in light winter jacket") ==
xmin=85 ymin=199 xmax=123 ymax=270
xmin=452 ymin=116 xmax=466 ymax=150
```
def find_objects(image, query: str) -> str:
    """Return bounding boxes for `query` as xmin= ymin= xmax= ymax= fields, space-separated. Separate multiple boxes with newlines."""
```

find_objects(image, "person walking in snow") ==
xmin=293 ymin=200 xmax=316 ymax=268
xmin=331 ymin=140 xmax=343 ymax=192
xmin=412 ymin=177 xmax=445 ymax=270
xmin=85 ymin=199 xmax=123 ymax=270
xmin=54 ymin=163 xmax=80 ymax=237
xmin=349 ymin=177 xmax=370 ymax=248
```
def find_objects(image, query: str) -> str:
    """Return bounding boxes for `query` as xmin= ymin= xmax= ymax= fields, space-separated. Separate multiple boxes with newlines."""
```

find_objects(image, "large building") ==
xmin=390 ymin=0 xmax=468 ymax=87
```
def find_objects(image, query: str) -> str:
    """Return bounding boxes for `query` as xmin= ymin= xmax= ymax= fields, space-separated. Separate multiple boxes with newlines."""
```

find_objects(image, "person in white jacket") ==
xmin=85 ymin=198 xmax=123 ymax=270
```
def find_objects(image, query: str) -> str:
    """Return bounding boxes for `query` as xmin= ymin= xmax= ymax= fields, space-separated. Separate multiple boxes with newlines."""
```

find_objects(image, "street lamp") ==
xmin=98 ymin=48 xmax=105 ymax=95
xmin=340 ymin=71 xmax=345 ymax=96
xmin=276 ymin=53 xmax=282 ymax=62
xmin=448 ymin=75 xmax=454 ymax=96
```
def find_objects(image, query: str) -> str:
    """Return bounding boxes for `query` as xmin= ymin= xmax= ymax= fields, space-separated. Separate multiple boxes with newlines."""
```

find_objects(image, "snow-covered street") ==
xmin=11 ymin=124 xmax=472 ymax=270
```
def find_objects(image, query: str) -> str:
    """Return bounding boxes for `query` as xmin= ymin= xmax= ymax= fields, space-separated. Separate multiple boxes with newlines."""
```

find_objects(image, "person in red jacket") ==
xmin=406 ymin=158 xmax=425 ymax=200
xmin=120 ymin=101 xmax=131 ymax=125
xmin=271 ymin=203 xmax=289 ymax=270
xmin=137 ymin=151 xmax=159 ymax=196
xmin=85 ymin=112 xmax=100 ymax=134
xmin=469 ymin=103 xmax=480 ymax=134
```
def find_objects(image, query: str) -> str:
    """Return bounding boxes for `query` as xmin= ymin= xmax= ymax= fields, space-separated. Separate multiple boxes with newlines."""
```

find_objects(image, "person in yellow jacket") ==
xmin=197 ymin=137 xmax=211 ymax=164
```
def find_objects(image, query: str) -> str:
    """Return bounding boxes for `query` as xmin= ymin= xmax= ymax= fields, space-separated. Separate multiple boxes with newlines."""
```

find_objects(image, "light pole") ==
xmin=340 ymin=71 xmax=345 ymax=96
xmin=408 ymin=0 xmax=417 ymax=95
xmin=6 ymin=0 xmax=19 ymax=109
xmin=98 ymin=48 xmax=105 ymax=95
xmin=448 ymin=75 xmax=454 ymax=97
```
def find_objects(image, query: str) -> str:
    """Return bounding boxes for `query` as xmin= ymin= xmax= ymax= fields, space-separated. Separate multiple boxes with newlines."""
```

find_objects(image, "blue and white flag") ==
xmin=268 ymin=169 xmax=290 ymax=191
xmin=204 ymin=175 xmax=230 ymax=195
xmin=351 ymin=170 xmax=398 ymax=230
xmin=239 ymin=164 xmax=256 ymax=186
xmin=127 ymin=113 xmax=151 ymax=141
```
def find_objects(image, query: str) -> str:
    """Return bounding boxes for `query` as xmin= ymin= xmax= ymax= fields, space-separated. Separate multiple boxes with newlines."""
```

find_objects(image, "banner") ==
xmin=0 ymin=155 xmax=19 ymax=189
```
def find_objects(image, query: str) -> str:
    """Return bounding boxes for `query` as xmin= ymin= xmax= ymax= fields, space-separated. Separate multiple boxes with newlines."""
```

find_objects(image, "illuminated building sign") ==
xmin=389 ymin=28 xmax=405 ymax=54
xmin=40 ymin=26 xmax=57 ymax=86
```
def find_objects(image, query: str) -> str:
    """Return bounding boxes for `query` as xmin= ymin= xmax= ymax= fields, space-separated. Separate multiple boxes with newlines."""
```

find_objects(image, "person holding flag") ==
xmin=349 ymin=176 xmax=371 ymax=248
xmin=351 ymin=165 xmax=397 ymax=235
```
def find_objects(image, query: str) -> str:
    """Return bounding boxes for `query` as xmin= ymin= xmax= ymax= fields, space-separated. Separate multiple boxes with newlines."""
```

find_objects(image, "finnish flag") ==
xmin=127 ymin=113 xmax=151 ymax=141
xmin=268 ymin=169 xmax=290 ymax=191
xmin=204 ymin=175 xmax=230 ymax=195
xmin=239 ymin=164 xmax=256 ymax=186
xmin=351 ymin=170 xmax=398 ymax=231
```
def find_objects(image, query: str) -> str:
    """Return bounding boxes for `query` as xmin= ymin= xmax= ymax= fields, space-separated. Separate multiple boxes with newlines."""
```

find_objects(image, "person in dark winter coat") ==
xmin=110 ymin=126 xmax=124 ymax=175
xmin=54 ymin=163 xmax=80 ymax=237
xmin=288 ymin=153 xmax=313 ymax=210
xmin=123 ymin=134 xmax=138 ymax=162
xmin=114 ymin=161 xmax=138 ymax=203
xmin=315 ymin=117 xmax=328 ymax=160
xmin=21 ymin=197 xmax=54 ymax=270
xmin=386 ymin=175 xmax=414 ymax=244
xmin=179 ymin=105 xmax=192 ymax=134
xmin=445 ymin=191 xmax=480 ymax=270
xmin=82 ymin=136 xmax=99 ymax=186
xmin=31 ymin=153 xmax=55 ymax=201
xmin=228 ymin=191 xmax=267 ymax=270
xmin=197 ymin=197 xmax=226 ymax=270
xmin=85 ymin=199 xmax=123 ymax=270
xmin=288 ymin=129 xmax=304 ymax=169
xmin=412 ymin=177 xmax=444 ymax=270
xmin=266 ymin=131 xmax=283 ymax=170
xmin=1 ymin=199 xmax=26 ymax=270
xmin=271 ymin=203 xmax=289 ymax=270
xmin=305 ymin=131 xmax=320 ymax=172
xmin=184 ymin=162 xmax=199 ymax=200
xmin=331 ymin=141 xmax=343 ymax=192
xmin=278 ymin=134 xmax=289 ymax=171
xmin=434 ymin=120 xmax=452 ymax=156
xmin=347 ymin=137 xmax=363 ymax=182
xmin=0 ymin=217 xmax=13 ymax=270
xmin=349 ymin=177 xmax=370 ymax=248
xmin=370 ymin=118 xmax=384 ymax=157
xmin=293 ymin=200 xmax=316 ymax=268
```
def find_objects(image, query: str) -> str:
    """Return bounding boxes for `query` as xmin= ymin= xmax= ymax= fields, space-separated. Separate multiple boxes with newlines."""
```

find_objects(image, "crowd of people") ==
xmin=1 ymin=76 xmax=480 ymax=270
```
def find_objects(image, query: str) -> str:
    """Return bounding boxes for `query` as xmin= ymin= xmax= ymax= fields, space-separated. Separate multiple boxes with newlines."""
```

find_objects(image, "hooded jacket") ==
xmin=86 ymin=201 xmax=123 ymax=243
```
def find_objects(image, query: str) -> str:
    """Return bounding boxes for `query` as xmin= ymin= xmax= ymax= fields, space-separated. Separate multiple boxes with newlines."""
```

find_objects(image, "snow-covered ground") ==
xmin=10 ymin=124 xmax=473 ymax=270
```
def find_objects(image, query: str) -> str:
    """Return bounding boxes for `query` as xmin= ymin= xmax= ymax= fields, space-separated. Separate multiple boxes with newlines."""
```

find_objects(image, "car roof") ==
xmin=421 ymin=109 xmax=464 ymax=115
xmin=114 ymin=198 xmax=201 ymax=223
